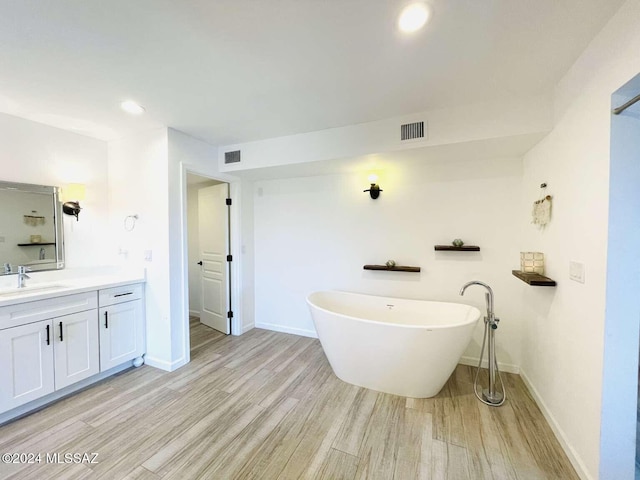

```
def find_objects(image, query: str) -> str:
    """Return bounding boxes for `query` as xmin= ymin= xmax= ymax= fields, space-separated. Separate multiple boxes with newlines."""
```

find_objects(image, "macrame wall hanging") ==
xmin=532 ymin=183 xmax=552 ymax=228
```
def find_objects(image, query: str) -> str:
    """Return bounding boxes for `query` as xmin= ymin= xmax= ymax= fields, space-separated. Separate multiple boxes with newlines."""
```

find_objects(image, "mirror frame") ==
xmin=0 ymin=180 xmax=65 ymax=274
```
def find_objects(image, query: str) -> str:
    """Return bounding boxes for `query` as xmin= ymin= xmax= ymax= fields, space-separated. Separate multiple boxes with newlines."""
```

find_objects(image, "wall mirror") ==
xmin=0 ymin=180 xmax=64 ymax=274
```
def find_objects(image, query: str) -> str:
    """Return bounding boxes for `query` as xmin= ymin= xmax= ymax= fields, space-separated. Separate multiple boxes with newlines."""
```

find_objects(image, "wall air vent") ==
xmin=224 ymin=150 xmax=241 ymax=164
xmin=400 ymin=121 xmax=425 ymax=141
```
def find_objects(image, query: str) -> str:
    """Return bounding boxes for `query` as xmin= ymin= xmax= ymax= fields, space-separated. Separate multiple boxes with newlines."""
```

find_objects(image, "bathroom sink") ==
xmin=0 ymin=284 xmax=70 ymax=297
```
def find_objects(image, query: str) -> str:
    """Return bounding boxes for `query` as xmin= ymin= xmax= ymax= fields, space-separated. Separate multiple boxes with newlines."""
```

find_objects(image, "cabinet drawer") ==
xmin=0 ymin=292 xmax=98 ymax=331
xmin=99 ymin=283 xmax=143 ymax=307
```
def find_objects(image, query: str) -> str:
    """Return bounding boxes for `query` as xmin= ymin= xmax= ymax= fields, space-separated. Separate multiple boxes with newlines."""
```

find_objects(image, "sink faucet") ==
xmin=17 ymin=266 xmax=31 ymax=288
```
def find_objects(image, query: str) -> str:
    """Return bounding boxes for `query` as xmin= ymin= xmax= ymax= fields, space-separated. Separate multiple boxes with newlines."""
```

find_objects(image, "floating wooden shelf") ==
xmin=17 ymin=242 xmax=55 ymax=246
xmin=363 ymin=265 xmax=421 ymax=273
xmin=434 ymin=245 xmax=480 ymax=251
xmin=512 ymin=270 xmax=557 ymax=286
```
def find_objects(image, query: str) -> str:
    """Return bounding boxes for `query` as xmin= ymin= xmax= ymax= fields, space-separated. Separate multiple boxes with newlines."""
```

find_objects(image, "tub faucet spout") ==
xmin=459 ymin=280 xmax=494 ymax=319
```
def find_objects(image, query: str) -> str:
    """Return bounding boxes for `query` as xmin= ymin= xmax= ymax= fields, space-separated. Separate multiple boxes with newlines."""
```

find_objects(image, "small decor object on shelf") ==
xmin=30 ymin=235 xmax=41 ymax=243
xmin=452 ymin=239 xmax=464 ymax=247
xmin=520 ymin=252 xmax=544 ymax=275
xmin=385 ymin=259 xmax=396 ymax=268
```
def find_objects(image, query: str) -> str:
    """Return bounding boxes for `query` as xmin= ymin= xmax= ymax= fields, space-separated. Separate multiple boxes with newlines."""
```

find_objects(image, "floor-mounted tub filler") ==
xmin=460 ymin=280 xmax=507 ymax=406
xmin=306 ymin=291 xmax=481 ymax=398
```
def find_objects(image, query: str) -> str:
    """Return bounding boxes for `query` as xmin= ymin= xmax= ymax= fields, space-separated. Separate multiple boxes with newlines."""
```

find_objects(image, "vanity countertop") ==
xmin=0 ymin=267 xmax=145 ymax=307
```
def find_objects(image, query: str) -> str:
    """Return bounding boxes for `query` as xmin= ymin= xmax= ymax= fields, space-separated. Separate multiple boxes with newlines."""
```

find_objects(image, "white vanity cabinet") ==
xmin=0 ymin=292 xmax=98 ymax=412
xmin=0 ymin=280 xmax=145 ymax=421
xmin=98 ymin=283 xmax=145 ymax=371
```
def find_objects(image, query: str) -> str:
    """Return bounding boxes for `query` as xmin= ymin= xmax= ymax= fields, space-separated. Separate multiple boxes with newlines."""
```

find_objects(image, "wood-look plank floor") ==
xmin=0 ymin=318 xmax=579 ymax=480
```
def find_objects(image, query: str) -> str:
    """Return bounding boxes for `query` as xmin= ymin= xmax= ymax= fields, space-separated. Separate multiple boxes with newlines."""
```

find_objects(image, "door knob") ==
xmin=197 ymin=261 xmax=203 ymax=266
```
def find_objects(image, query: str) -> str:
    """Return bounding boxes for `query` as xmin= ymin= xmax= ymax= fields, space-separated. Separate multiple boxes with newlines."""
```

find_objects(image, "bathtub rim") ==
xmin=307 ymin=290 xmax=481 ymax=330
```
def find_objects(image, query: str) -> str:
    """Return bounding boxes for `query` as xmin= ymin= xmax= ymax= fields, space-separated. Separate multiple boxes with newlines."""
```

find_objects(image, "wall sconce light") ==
xmin=62 ymin=183 xmax=86 ymax=221
xmin=364 ymin=173 xmax=382 ymax=199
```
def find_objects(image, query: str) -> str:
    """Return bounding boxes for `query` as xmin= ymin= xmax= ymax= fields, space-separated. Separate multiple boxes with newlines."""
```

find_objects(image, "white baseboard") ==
xmin=189 ymin=310 xmax=200 ymax=318
xmin=144 ymin=355 xmax=186 ymax=372
xmin=255 ymin=322 xmax=317 ymax=338
xmin=241 ymin=322 xmax=255 ymax=334
xmin=520 ymin=369 xmax=592 ymax=480
xmin=459 ymin=355 xmax=520 ymax=374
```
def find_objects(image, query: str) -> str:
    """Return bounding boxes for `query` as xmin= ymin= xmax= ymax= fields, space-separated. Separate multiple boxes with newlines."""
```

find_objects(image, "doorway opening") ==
xmin=186 ymin=173 xmax=232 ymax=353
xmin=601 ymin=72 xmax=640 ymax=478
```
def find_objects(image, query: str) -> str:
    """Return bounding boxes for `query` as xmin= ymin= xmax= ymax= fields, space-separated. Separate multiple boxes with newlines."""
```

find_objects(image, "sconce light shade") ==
xmin=62 ymin=183 xmax=86 ymax=221
xmin=63 ymin=201 xmax=82 ymax=220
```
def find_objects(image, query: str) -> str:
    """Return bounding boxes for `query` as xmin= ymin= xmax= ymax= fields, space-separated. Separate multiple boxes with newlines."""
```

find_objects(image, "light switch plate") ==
xmin=569 ymin=261 xmax=585 ymax=283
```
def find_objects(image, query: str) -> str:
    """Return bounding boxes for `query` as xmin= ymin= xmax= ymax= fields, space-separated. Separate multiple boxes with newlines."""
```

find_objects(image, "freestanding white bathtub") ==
xmin=307 ymin=291 xmax=481 ymax=398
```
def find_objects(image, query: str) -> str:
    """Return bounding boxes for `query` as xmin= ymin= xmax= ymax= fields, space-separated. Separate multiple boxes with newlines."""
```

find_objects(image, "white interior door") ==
xmin=198 ymin=183 xmax=230 ymax=334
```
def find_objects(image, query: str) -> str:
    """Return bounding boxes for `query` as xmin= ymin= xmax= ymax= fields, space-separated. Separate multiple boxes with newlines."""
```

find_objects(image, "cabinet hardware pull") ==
xmin=59 ymin=321 xmax=63 ymax=342
xmin=105 ymin=311 xmax=108 ymax=328
xmin=46 ymin=324 xmax=50 ymax=345
xmin=114 ymin=292 xmax=133 ymax=297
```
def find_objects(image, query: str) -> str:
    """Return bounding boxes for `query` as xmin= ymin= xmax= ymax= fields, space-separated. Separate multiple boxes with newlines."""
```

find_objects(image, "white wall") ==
xmin=254 ymin=155 xmax=524 ymax=370
xmin=0 ymin=112 xmax=109 ymax=267
xmin=240 ymin=178 xmax=255 ymax=333
xmin=107 ymin=128 xmax=171 ymax=369
xmin=518 ymin=1 xmax=640 ymax=478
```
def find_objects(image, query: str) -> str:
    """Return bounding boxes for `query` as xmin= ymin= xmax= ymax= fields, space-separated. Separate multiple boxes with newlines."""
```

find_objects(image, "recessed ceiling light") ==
xmin=120 ymin=100 xmax=145 ymax=115
xmin=398 ymin=3 xmax=431 ymax=33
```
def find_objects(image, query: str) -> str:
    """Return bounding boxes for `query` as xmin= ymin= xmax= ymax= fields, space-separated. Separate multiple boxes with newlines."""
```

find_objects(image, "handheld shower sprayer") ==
xmin=459 ymin=281 xmax=506 ymax=407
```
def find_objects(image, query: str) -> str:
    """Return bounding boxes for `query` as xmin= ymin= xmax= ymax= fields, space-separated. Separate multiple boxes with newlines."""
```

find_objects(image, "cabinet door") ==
xmin=53 ymin=310 xmax=99 ymax=390
xmin=99 ymin=300 xmax=144 ymax=371
xmin=0 ymin=320 xmax=54 ymax=413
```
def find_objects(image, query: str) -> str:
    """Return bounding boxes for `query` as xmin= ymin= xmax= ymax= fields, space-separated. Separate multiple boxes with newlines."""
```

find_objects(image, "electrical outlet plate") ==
xmin=569 ymin=261 xmax=585 ymax=283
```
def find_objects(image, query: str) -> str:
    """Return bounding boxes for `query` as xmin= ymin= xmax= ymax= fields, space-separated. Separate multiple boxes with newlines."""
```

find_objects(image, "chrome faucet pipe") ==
xmin=459 ymin=280 xmax=505 ymax=406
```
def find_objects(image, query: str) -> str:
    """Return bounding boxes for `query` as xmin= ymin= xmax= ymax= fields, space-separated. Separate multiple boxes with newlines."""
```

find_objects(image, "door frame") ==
xmin=179 ymin=162 xmax=243 ymax=365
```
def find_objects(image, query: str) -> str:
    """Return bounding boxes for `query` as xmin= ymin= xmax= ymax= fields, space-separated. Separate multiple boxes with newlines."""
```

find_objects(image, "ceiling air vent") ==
xmin=224 ymin=150 xmax=241 ymax=164
xmin=401 ymin=121 xmax=425 ymax=141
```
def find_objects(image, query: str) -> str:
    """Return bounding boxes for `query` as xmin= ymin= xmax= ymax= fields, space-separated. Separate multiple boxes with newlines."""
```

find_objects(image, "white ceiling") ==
xmin=0 ymin=0 xmax=625 ymax=146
